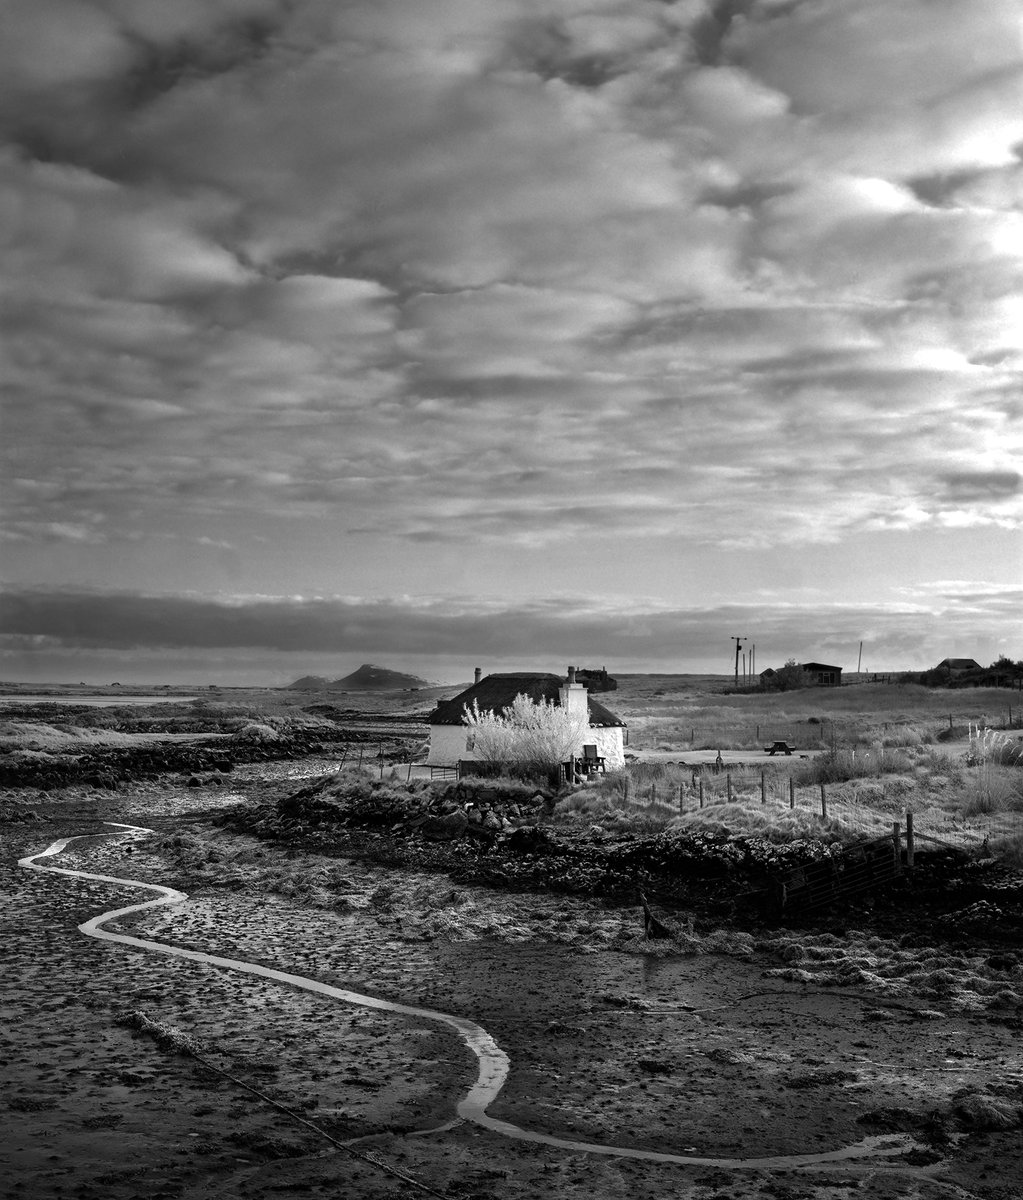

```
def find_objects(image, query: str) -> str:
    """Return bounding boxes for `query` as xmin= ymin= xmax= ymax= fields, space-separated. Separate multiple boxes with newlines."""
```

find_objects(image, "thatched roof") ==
xmin=429 ymin=672 xmax=626 ymax=727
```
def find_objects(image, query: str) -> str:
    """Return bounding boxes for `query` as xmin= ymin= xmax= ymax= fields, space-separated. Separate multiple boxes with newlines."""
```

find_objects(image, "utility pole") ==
xmin=731 ymin=636 xmax=746 ymax=687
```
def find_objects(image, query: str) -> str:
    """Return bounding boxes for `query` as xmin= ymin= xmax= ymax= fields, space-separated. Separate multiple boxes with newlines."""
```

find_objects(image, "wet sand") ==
xmin=2 ymin=789 xmax=1021 ymax=1200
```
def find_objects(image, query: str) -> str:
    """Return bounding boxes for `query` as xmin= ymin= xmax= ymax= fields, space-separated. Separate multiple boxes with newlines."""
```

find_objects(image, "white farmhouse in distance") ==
xmin=426 ymin=666 xmax=627 ymax=770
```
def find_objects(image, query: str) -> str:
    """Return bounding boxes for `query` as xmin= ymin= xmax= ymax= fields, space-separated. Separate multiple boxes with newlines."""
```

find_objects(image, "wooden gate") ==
xmin=774 ymin=823 xmax=905 ymax=914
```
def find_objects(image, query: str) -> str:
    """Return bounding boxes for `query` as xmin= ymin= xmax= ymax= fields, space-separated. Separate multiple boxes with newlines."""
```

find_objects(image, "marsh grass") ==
xmin=616 ymin=678 xmax=1014 ymax=752
xmin=549 ymin=733 xmax=1023 ymax=854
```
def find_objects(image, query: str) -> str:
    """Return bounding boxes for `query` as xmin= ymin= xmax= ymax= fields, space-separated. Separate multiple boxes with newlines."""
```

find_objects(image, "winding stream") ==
xmin=20 ymin=822 xmax=923 ymax=1172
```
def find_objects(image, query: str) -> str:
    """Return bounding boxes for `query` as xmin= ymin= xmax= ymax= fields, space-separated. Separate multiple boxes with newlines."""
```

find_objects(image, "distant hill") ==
xmin=287 ymin=675 xmax=332 ymax=690
xmin=287 ymin=664 xmax=430 ymax=691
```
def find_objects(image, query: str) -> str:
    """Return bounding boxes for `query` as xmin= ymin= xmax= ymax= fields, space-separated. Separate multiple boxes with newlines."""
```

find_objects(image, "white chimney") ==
xmin=474 ymin=667 xmax=482 ymax=684
xmin=559 ymin=664 xmax=589 ymax=725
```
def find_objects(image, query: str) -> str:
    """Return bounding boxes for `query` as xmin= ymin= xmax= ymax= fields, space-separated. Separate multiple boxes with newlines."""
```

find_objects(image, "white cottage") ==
xmin=426 ymin=666 xmax=627 ymax=769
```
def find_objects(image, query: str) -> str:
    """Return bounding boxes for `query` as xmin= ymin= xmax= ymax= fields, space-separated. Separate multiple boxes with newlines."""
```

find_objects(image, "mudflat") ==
xmin=3 ymin=778 xmax=1021 ymax=1200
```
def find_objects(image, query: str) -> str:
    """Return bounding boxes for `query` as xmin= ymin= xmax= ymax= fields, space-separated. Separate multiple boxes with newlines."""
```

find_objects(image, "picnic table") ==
xmin=765 ymin=740 xmax=797 ymax=756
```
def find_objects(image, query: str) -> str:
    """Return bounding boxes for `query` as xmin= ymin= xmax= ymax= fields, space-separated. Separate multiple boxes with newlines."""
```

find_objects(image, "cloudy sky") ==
xmin=1 ymin=0 xmax=1021 ymax=685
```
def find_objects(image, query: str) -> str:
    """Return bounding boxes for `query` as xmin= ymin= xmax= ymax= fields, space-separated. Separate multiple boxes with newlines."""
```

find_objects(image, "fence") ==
xmin=637 ymin=709 xmax=1023 ymax=753
xmin=611 ymin=766 xmax=1023 ymax=852
xmin=774 ymin=823 xmax=908 ymax=914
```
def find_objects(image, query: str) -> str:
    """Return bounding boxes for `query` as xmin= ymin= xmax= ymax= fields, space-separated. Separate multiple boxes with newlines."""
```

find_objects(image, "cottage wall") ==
xmin=586 ymin=726 xmax=626 ymax=770
xmin=427 ymin=719 xmax=626 ymax=769
xmin=426 ymin=724 xmax=474 ymax=765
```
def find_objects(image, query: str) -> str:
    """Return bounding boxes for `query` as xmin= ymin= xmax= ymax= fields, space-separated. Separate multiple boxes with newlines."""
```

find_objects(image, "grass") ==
xmin=583 ymin=680 xmax=1023 ymax=858
xmin=615 ymin=678 xmax=1018 ymax=753
xmin=548 ymin=713 xmax=1023 ymax=855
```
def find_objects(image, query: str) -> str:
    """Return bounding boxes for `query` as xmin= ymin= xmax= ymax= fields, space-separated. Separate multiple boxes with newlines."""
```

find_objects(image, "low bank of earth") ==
xmin=2 ymin=761 xmax=1022 ymax=1200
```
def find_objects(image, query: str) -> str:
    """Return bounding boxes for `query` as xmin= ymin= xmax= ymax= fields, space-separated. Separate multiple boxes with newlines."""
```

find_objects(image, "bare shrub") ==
xmin=462 ymin=694 xmax=587 ymax=774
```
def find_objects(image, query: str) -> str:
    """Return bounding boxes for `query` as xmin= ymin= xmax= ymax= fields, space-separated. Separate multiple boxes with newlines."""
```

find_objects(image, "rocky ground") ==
xmin=2 ymin=746 xmax=1023 ymax=1200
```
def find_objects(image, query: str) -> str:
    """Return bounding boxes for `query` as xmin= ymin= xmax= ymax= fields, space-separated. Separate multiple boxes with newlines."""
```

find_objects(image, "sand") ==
xmin=2 ymin=785 xmax=1021 ymax=1200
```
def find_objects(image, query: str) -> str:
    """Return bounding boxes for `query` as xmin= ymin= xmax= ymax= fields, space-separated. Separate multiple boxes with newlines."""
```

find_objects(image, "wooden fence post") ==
xmin=906 ymin=811 xmax=914 ymax=868
xmin=726 ymin=773 xmax=732 ymax=803
xmin=677 ymin=784 xmax=683 ymax=812
xmin=820 ymin=782 xmax=827 ymax=819
xmin=699 ymin=777 xmax=704 ymax=808
xmin=406 ymin=760 xmax=413 ymax=783
xmin=761 ymin=771 xmax=766 ymax=805
xmin=379 ymin=743 xmax=384 ymax=780
xmin=624 ymin=776 xmax=631 ymax=804
xmin=358 ymin=745 xmax=364 ymax=767
xmin=649 ymin=782 xmax=656 ymax=806
xmin=949 ymin=713 xmax=953 ymax=730
xmin=789 ymin=777 xmax=795 ymax=809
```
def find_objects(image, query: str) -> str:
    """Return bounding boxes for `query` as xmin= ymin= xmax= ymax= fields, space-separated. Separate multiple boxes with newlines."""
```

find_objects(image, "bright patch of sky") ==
xmin=1 ymin=0 xmax=1020 ymax=681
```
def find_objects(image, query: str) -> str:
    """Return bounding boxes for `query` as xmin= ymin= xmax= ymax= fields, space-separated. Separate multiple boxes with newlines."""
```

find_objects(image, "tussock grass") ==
xmin=794 ymin=745 xmax=913 ymax=785
xmin=616 ymin=678 xmax=1015 ymax=752
xmin=549 ymin=737 xmax=1023 ymax=856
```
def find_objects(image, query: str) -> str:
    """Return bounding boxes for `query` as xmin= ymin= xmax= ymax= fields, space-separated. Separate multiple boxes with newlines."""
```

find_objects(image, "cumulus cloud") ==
xmin=1 ymin=0 xmax=1020 ymax=646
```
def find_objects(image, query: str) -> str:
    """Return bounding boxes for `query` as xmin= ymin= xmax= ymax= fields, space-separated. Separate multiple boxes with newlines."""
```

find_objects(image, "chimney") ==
xmin=474 ymin=667 xmax=482 ymax=685
xmin=559 ymin=664 xmax=588 ymax=726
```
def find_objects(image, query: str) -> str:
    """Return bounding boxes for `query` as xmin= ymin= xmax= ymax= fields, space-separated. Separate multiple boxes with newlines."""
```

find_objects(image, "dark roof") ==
xmin=936 ymin=658 xmax=981 ymax=671
xmin=429 ymin=672 xmax=626 ymax=727
xmin=801 ymin=662 xmax=843 ymax=673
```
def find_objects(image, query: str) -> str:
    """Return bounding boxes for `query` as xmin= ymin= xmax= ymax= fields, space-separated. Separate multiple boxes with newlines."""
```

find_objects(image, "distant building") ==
xmin=427 ymin=666 xmax=627 ymax=768
xmin=800 ymin=662 xmax=843 ymax=687
xmin=760 ymin=662 xmax=842 ymax=688
xmin=935 ymin=658 xmax=981 ymax=673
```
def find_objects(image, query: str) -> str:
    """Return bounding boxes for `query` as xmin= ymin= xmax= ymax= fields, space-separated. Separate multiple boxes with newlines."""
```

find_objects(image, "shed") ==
xmin=801 ymin=662 xmax=843 ymax=687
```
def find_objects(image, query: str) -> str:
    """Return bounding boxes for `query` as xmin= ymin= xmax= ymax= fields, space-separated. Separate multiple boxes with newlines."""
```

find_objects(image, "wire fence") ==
xmin=616 ymin=768 xmax=1023 ymax=852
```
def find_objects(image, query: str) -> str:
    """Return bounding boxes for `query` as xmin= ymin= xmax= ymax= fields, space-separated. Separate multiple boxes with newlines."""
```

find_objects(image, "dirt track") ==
xmin=3 ymin=785 xmax=1022 ymax=1200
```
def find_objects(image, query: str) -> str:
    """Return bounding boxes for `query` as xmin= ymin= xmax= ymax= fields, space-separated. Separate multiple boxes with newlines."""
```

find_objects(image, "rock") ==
xmin=417 ymin=810 xmax=469 ymax=841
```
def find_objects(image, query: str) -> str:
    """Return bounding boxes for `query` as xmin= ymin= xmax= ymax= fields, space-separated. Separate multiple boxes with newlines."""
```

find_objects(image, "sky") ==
xmin=1 ymin=0 xmax=1021 ymax=685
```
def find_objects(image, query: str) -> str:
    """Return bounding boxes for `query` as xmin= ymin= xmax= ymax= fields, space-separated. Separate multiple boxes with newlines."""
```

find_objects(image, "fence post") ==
xmin=677 ymin=783 xmax=683 ymax=813
xmin=756 ymin=724 xmax=760 ymax=742
xmin=699 ymin=777 xmax=704 ymax=808
xmin=406 ymin=760 xmax=413 ymax=783
xmin=358 ymin=745 xmax=364 ymax=768
xmin=906 ymin=811 xmax=914 ymax=868
xmin=379 ymin=743 xmax=384 ymax=780
xmin=820 ymin=782 xmax=827 ymax=819
xmin=949 ymin=713 xmax=953 ymax=730
xmin=892 ymin=821 xmax=901 ymax=874
xmin=761 ymin=771 xmax=766 ymax=804
xmin=649 ymin=782 xmax=656 ymax=806
xmin=789 ymin=777 xmax=795 ymax=809
xmin=726 ymin=773 xmax=732 ymax=803
xmin=624 ymin=776 xmax=631 ymax=804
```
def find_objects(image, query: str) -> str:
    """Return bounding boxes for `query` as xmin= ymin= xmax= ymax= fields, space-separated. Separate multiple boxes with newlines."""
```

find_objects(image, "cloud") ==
xmin=1 ymin=587 xmax=1018 ymax=675
xmin=0 ymin=0 xmax=1021 ymax=591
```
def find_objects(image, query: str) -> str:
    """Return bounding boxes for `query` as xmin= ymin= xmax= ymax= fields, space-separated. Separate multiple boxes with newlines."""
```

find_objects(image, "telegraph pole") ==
xmin=732 ymin=636 xmax=746 ymax=687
